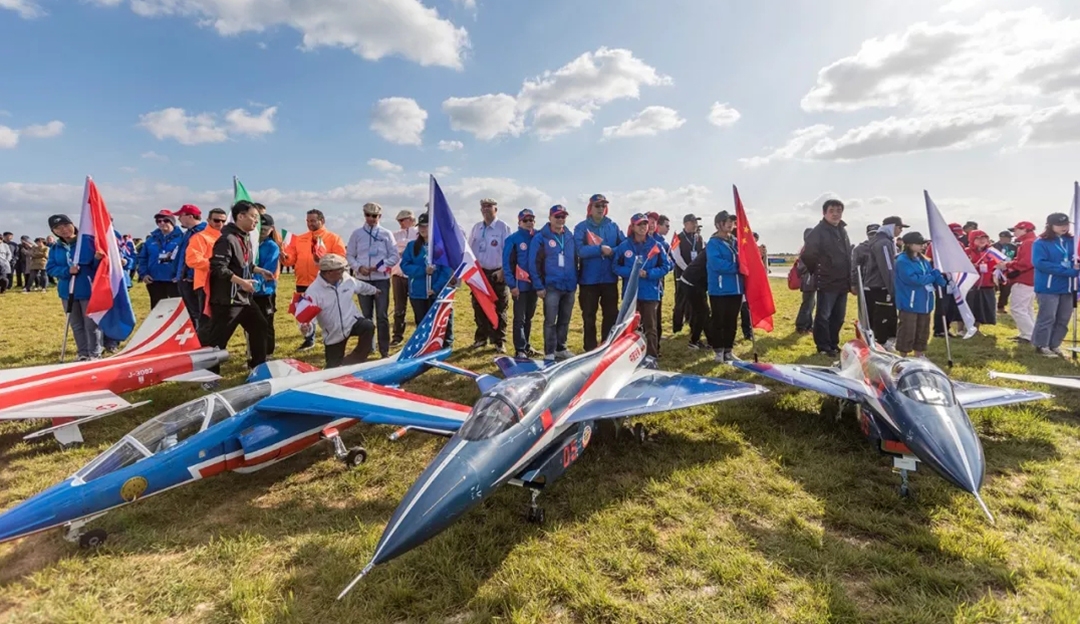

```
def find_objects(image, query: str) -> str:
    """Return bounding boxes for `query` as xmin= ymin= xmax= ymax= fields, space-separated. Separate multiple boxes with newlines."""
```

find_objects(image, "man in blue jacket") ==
xmin=573 ymin=194 xmax=624 ymax=351
xmin=173 ymin=204 xmax=206 ymax=329
xmin=45 ymin=214 xmax=102 ymax=360
xmin=613 ymin=213 xmax=672 ymax=365
xmin=504 ymin=209 xmax=539 ymax=360
xmin=136 ymin=211 xmax=184 ymax=308
xmin=529 ymin=205 xmax=577 ymax=362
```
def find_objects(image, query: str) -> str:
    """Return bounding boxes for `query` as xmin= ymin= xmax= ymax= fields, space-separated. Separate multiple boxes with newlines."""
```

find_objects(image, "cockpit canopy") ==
xmin=459 ymin=373 xmax=547 ymax=441
xmin=72 ymin=382 xmax=272 ymax=484
xmin=896 ymin=370 xmax=956 ymax=407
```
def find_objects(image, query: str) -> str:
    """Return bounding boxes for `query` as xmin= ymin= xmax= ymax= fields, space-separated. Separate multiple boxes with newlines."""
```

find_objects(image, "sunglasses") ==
xmin=210 ymin=218 xmax=227 ymax=224
xmin=521 ymin=218 xmax=535 ymax=222
xmin=155 ymin=218 xmax=171 ymax=224
xmin=553 ymin=215 xmax=566 ymax=220
xmin=364 ymin=213 xmax=379 ymax=218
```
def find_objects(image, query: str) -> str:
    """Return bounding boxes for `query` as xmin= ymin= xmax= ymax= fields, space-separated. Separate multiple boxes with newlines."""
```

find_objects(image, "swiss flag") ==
xmin=289 ymin=292 xmax=321 ymax=323
xmin=734 ymin=185 xmax=775 ymax=332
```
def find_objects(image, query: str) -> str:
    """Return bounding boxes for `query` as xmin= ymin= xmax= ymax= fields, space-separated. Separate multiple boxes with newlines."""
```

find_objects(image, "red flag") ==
xmin=585 ymin=230 xmax=603 ymax=246
xmin=515 ymin=265 xmax=531 ymax=283
xmin=289 ymin=292 xmax=322 ymax=323
xmin=646 ymin=242 xmax=662 ymax=260
xmin=733 ymin=185 xmax=775 ymax=332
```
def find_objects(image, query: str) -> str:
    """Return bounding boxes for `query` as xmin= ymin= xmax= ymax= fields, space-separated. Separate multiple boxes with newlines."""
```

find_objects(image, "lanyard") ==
xmin=552 ymin=231 xmax=565 ymax=252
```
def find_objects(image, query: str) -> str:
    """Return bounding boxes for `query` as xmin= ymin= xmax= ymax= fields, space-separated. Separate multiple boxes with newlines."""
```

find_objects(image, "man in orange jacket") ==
xmin=282 ymin=209 xmax=346 ymax=350
xmin=184 ymin=208 xmax=227 ymax=327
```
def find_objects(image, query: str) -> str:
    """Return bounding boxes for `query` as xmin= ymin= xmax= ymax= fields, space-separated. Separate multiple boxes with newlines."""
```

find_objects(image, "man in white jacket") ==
xmin=302 ymin=254 xmax=380 ymax=367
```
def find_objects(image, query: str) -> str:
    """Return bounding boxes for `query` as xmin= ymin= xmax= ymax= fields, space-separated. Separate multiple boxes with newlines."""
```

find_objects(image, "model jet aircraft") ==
xmin=0 ymin=283 xmax=465 ymax=548
xmin=331 ymin=258 xmax=769 ymax=599
xmin=0 ymin=298 xmax=228 ymax=446
xmin=731 ymin=273 xmax=1050 ymax=521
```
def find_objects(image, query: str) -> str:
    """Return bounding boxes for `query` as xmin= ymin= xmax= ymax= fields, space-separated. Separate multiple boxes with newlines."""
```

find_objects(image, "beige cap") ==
xmin=395 ymin=209 xmax=414 ymax=221
xmin=480 ymin=198 xmax=497 ymax=207
xmin=363 ymin=202 xmax=382 ymax=215
xmin=319 ymin=253 xmax=349 ymax=271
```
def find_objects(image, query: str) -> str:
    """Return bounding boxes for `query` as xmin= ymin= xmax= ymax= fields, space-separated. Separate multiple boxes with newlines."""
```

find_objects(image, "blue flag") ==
xmin=428 ymin=176 xmax=464 ymax=270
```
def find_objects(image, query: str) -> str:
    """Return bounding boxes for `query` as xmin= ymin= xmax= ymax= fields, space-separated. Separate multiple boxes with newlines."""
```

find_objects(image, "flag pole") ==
xmin=938 ymin=284 xmax=954 ymax=369
xmin=749 ymin=314 xmax=758 ymax=363
xmin=426 ymin=176 xmax=433 ymax=296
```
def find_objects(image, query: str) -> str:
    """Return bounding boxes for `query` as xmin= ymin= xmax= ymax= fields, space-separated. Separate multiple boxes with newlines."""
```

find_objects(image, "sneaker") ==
xmin=687 ymin=341 xmax=702 ymax=350
xmin=1011 ymin=336 xmax=1031 ymax=344
xmin=493 ymin=344 xmax=506 ymax=354
xmin=469 ymin=340 xmax=487 ymax=349
xmin=884 ymin=338 xmax=896 ymax=352
xmin=76 ymin=355 xmax=92 ymax=362
xmin=514 ymin=350 xmax=529 ymax=360
xmin=544 ymin=354 xmax=556 ymax=362
xmin=714 ymin=350 xmax=727 ymax=363
xmin=555 ymin=349 xmax=574 ymax=360
xmin=724 ymin=349 xmax=741 ymax=362
xmin=1051 ymin=347 xmax=1066 ymax=358
xmin=641 ymin=356 xmax=659 ymax=369
xmin=390 ymin=337 xmax=404 ymax=347
xmin=297 ymin=336 xmax=315 ymax=351
xmin=818 ymin=349 xmax=839 ymax=357
xmin=1037 ymin=347 xmax=1058 ymax=358
xmin=526 ymin=347 xmax=542 ymax=358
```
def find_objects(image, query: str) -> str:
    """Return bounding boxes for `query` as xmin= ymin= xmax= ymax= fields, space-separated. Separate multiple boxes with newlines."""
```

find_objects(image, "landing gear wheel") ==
xmin=79 ymin=528 xmax=107 ymax=549
xmin=633 ymin=423 xmax=648 ymax=444
xmin=526 ymin=506 xmax=545 ymax=524
xmin=344 ymin=447 xmax=368 ymax=468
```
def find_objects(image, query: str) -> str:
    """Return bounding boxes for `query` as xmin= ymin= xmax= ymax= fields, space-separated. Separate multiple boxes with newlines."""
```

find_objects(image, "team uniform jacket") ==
xmin=400 ymin=238 xmax=452 ymax=299
xmin=504 ymin=227 xmax=537 ymax=293
xmin=45 ymin=236 xmax=98 ymax=300
xmin=706 ymin=234 xmax=743 ymax=297
xmin=573 ymin=217 xmax=624 ymax=285
xmin=185 ymin=227 xmax=221 ymax=291
xmin=137 ymin=228 xmax=184 ymax=283
xmin=528 ymin=224 xmax=577 ymax=292
xmin=612 ymin=237 xmax=672 ymax=301
xmin=1031 ymin=235 xmax=1079 ymax=294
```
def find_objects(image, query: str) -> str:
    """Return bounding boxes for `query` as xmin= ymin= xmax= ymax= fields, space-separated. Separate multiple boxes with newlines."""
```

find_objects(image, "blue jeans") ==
xmin=542 ymin=289 xmax=574 ymax=356
xmin=813 ymin=290 xmax=848 ymax=352
xmin=64 ymin=297 xmax=102 ymax=358
xmin=796 ymin=290 xmax=816 ymax=332
xmin=513 ymin=290 xmax=538 ymax=353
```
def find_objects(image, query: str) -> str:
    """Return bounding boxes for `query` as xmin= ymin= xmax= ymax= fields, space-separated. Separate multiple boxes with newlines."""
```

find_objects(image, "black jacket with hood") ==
xmin=208 ymin=223 xmax=254 ymax=306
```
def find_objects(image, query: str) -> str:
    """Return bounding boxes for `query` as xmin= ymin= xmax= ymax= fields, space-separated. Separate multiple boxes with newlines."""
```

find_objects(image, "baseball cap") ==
xmin=630 ymin=213 xmax=649 ymax=225
xmin=395 ymin=209 xmax=414 ymax=221
xmin=417 ymin=213 xmax=429 ymax=226
xmin=517 ymin=209 xmax=535 ymax=220
xmin=948 ymin=223 xmax=964 ymax=233
xmin=683 ymin=213 xmax=701 ymax=224
xmin=646 ymin=211 xmax=660 ymax=221
xmin=998 ymin=230 xmax=1014 ymax=238
xmin=318 ymin=254 xmax=349 ymax=271
xmin=1012 ymin=221 xmax=1036 ymax=231
xmin=153 ymin=211 xmax=176 ymax=224
xmin=47 ymin=214 xmax=73 ymax=229
xmin=1047 ymin=212 xmax=1070 ymax=226
xmin=969 ymin=229 xmax=989 ymax=241
xmin=549 ymin=204 xmax=568 ymax=217
xmin=175 ymin=204 xmax=202 ymax=218
xmin=882 ymin=216 xmax=908 ymax=228
xmin=714 ymin=210 xmax=735 ymax=225
xmin=260 ymin=213 xmax=275 ymax=228
xmin=901 ymin=231 xmax=927 ymax=245
xmin=866 ymin=223 xmax=880 ymax=234
xmin=588 ymin=193 xmax=608 ymax=205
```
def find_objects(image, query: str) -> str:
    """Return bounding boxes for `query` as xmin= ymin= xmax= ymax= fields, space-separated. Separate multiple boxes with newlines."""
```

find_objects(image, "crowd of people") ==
xmin=6 ymin=195 xmax=1077 ymax=369
xmin=792 ymin=206 xmax=1078 ymax=359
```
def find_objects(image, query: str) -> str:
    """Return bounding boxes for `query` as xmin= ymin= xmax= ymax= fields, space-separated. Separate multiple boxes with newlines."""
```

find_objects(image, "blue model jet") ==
xmin=0 ymin=282 xmax=468 ymax=548
xmin=328 ymin=258 xmax=770 ymax=599
xmin=731 ymin=272 xmax=1050 ymax=520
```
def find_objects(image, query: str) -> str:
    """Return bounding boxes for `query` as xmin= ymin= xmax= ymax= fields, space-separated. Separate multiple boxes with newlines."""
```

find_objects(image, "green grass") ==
xmin=1 ymin=276 xmax=1079 ymax=623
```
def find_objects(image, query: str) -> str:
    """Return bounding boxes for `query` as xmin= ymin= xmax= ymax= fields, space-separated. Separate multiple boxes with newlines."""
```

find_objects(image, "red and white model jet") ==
xmin=0 ymin=298 xmax=228 ymax=446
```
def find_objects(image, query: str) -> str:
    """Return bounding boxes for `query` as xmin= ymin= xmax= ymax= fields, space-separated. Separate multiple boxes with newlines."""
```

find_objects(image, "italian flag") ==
xmin=234 ymin=175 xmax=259 ymax=264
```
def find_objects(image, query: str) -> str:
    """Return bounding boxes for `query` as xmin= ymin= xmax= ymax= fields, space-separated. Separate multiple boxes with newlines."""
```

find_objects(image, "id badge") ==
xmin=690 ymin=251 xmax=698 ymax=261
xmin=924 ymin=284 xmax=934 ymax=292
xmin=558 ymin=252 xmax=565 ymax=268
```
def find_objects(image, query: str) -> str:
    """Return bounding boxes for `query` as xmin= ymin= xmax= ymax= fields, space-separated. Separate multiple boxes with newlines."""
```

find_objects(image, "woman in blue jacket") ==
xmin=528 ymin=205 xmax=578 ymax=361
xmin=400 ymin=213 xmax=454 ymax=345
xmin=894 ymin=231 xmax=947 ymax=358
xmin=706 ymin=211 xmax=743 ymax=363
xmin=44 ymin=214 xmax=102 ymax=360
xmin=613 ymin=213 xmax=671 ymax=363
xmin=253 ymin=213 xmax=282 ymax=356
xmin=1031 ymin=212 xmax=1079 ymax=357
xmin=136 ymin=211 xmax=184 ymax=308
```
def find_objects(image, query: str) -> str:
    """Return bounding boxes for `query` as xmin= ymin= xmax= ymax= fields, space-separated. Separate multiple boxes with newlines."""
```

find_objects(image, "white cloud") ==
xmin=0 ymin=0 xmax=44 ymax=18
xmin=20 ymin=120 xmax=64 ymax=138
xmin=599 ymin=185 xmax=713 ymax=225
xmin=434 ymin=166 xmax=453 ymax=177
xmin=442 ymin=94 xmax=522 ymax=141
xmin=370 ymin=97 xmax=427 ymax=146
xmin=367 ymin=158 xmax=403 ymax=173
xmin=602 ymin=106 xmax=685 ymax=139
xmin=138 ymin=106 xmax=276 ymax=145
xmin=141 ymin=150 xmax=169 ymax=161
xmin=707 ymin=102 xmax=740 ymax=128
xmin=437 ymin=139 xmax=464 ymax=151
xmin=0 ymin=126 xmax=19 ymax=149
xmin=444 ymin=47 xmax=671 ymax=140
xmin=940 ymin=0 xmax=981 ymax=13
xmin=739 ymin=125 xmax=833 ymax=167
xmin=91 ymin=0 xmax=470 ymax=69
xmin=1020 ymin=97 xmax=1080 ymax=147
xmin=120 ymin=166 xmax=138 ymax=173
xmin=452 ymin=0 xmax=476 ymax=9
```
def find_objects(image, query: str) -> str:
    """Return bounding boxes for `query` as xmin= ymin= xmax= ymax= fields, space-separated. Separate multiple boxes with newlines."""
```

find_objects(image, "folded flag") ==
xmin=289 ymin=292 xmax=321 ymax=324
xmin=925 ymin=190 xmax=978 ymax=339
xmin=74 ymin=176 xmax=136 ymax=341
xmin=734 ymin=185 xmax=775 ymax=332
xmin=645 ymin=242 xmax=662 ymax=260
xmin=234 ymin=176 xmax=259 ymax=264
xmin=585 ymin=230 xmax=603 ymax=246
xmin=429 ymin=175 xmax=499 ymax=328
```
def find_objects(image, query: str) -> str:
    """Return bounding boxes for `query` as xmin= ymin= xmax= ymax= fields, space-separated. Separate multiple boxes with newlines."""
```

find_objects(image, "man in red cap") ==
xmin=173 ymin=204 xmax=207 ymax=327
xmin=1004 ymin=220 xmax=1037 ymax=342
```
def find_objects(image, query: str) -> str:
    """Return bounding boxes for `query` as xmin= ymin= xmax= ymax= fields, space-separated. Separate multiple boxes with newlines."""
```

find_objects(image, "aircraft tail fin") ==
xmin=397 ymin=281 xmax=457 ymax=360
xmin=115 ymin=298 xmax=202 ymax=358
xmin=602 ymin=256 xmax=643 ymax=347
xmin=854 ymin=266 xmax=881 ymax=350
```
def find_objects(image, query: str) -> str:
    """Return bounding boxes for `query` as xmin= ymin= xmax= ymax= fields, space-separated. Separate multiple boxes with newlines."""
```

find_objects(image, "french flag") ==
xmin=428 ymin=175 xmax=499 ymax=328
xmin=73 ymin=177 xmax=136 ymax=341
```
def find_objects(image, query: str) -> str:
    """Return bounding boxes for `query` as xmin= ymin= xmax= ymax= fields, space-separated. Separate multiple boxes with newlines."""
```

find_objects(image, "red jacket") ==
xmin=966 ymin=246 xmax=999 ymax=288
xmin=1006 ymin=231 xmax=1036 ymax=286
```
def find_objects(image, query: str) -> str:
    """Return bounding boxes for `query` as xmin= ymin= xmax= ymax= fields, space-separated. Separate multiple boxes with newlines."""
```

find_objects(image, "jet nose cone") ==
xmin=904 ymin=410 xmax=986 ymax=496
xmin=0 ymin=493 xmax=61 ymax=544
xmin=370 ymin=440 xmax=482 ymax=568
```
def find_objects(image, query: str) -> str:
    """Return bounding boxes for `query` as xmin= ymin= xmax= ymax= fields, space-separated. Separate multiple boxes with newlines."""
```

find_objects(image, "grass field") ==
xmin=1 ymin=275 xmax=1079 ymax=623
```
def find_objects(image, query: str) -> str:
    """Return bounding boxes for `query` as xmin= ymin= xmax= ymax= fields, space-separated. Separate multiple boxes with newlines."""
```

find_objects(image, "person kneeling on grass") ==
xmin=894 ymin=232 xmax=947 ymax=359
xmin=301 ymin=253 xmax=379 ymax=368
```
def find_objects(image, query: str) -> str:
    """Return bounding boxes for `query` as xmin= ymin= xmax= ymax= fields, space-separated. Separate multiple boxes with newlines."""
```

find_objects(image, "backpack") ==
xmin=787 ymin=262 xmax=801 ymax=290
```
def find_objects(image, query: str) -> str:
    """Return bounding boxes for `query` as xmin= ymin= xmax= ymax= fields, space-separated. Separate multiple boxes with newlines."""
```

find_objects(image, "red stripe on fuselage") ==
xmin=566 ymin=333 xmax=639 ymax=411
xmin=327 ymin=376 xmax=472 ymax=413
xmin=121 ymin=302 xmax=190 ymax=356
xmin=195 ymin=421 xmax=363 ymax=478
xmin=540 ymin=409 xmax=553 ymax=431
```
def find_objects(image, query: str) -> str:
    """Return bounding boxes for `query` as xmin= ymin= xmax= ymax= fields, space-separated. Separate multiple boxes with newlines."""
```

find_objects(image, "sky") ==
xmin=1 ymin=0 xmax=1079 ymax=251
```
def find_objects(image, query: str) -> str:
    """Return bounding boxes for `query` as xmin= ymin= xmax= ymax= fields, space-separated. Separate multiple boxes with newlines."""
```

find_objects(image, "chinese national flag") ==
xmin=515 ymin=265 xmax=531 ymax=283
xmin=585 ymin=230 xmax=603 ymax=246
xmin=733 ymin=185 xmax=775 ymax=332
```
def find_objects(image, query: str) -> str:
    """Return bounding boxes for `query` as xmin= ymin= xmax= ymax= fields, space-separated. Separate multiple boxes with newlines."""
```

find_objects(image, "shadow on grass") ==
xmin=269 ymin=432 xmax=741 ymax=622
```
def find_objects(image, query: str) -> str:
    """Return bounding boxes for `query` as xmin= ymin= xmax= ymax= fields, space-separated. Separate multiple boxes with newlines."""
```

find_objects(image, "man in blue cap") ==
xmin=529 ymin=205 xmax=578 ymax=361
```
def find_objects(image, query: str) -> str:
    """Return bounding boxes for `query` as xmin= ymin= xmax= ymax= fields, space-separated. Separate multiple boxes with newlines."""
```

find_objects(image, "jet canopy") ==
xmin=459 ymin=373 xmax=547 ymax=441
xmin=72 ymin=382 xmax=272 ymax=484
xmin=896 ymin=370 xmax=957 ymax=407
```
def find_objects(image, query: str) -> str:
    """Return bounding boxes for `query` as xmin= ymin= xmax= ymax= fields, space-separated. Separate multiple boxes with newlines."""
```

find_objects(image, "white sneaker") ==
xmin=1037 ymin=347 xmax=1058 ymax=358
xmin=724 ymin=349 xmax=741 ymax=362
xmin=555 ymin=349 xmax=574 ymax=360
xmin=884 ymin=338 xmax=896 ymax=352
xmin=714 ymin=350 xmax=727 ymax=363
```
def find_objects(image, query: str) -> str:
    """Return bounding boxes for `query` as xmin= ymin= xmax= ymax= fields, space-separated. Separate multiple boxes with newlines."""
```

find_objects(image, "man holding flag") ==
xmin=504 ymin=208 xmax=539 ymax=360
xmin=45 ymin=212 xmax=103 ymax=360
xmin=574 ymin=194 xmax=624 ymax=352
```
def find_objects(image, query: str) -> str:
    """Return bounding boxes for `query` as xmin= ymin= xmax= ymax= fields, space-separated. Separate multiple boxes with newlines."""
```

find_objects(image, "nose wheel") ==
xmin=328 ymin=432 xmax=367 ymax=468
xmin=79 ymin=528 xmax=108 ymax=549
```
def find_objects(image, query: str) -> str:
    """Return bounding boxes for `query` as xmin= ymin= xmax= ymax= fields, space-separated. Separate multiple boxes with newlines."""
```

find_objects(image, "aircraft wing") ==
xmin=0 ymin=390 xmax=134 ymax=420
xmin=730 ymin=361 xmax=872 ymax=401
xmin=252 ymin=375 xmax=472 ymax=435
xmin=563 ymin=370 xmax=767 ymax=425
xmin=494 ymin=356 xmax=557 ymax=379
xmin=952 ymin=379 xmax=1052 ymax=409
xmin=988 ymin=370 xmax=1080 ymax=391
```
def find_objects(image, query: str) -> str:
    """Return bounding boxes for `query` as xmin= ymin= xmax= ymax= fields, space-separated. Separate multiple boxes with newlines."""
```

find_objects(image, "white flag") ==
xmin=925 ymin=190 xmax=979 ymax=339
xmin=1069 ymin=181 xmax=1080 ymax=294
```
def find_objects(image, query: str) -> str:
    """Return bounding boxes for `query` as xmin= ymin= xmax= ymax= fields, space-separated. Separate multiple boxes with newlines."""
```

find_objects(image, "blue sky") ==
xmin=2 ymin=0 xmax=1079 ymax=250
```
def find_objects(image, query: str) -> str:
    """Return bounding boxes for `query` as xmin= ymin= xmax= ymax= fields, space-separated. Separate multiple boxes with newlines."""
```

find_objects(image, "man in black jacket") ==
xmin=800 ymin=199 xmax=852 ymax=356
xmin=199 ymin=200 xmax=271 ymax=372
xmin=862 ymin=216 xmax=906 ymax=348
xmin=671 ymin=214 xmax=704 ymax=333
